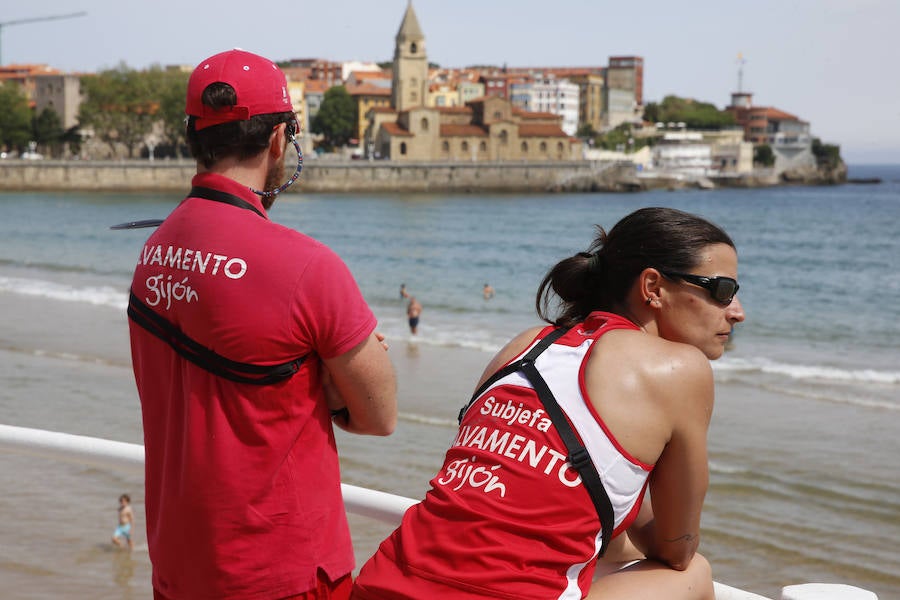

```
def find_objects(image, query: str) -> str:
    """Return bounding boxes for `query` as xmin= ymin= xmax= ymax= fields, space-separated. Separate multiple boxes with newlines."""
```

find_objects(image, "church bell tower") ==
xmin=392 ymin=1 xmax=428 ymax=112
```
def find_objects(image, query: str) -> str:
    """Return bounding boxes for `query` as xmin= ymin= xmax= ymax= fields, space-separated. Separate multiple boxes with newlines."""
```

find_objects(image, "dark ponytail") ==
xmin=536 ymin=207 xmax=735 ymax=327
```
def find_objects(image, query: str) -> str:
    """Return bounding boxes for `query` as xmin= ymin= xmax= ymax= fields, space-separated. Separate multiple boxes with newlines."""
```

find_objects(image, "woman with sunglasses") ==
xmin=352 ymin=207 xmax=745 ymax=600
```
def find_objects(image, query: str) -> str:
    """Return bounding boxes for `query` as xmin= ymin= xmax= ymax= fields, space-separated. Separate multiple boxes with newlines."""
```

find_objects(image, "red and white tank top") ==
xmin=357 ymin=311 xmax=654 ymax=600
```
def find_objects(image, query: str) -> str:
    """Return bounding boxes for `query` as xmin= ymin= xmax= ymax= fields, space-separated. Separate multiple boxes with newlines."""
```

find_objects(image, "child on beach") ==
xmin=111 ymin=494 xmax=134 ymax=550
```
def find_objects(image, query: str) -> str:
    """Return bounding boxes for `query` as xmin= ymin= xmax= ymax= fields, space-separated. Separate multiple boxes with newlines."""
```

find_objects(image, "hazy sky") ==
xmin=4 ymin=0 xmax=897 ymax=163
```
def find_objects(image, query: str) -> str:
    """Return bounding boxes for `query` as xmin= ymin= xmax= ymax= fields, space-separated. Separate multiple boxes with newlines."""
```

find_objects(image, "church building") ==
xmin=366 ymin=2 xmax=581 ymax=162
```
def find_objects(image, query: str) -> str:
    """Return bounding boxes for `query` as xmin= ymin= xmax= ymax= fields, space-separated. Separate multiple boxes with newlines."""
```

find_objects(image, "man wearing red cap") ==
xmin=129 ymin=49 xmax=397 ymax=600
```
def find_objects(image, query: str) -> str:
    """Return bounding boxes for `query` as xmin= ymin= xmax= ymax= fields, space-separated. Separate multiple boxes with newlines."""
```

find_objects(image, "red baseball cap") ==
xmin=186 ymin=49 xmax=292 ymax=130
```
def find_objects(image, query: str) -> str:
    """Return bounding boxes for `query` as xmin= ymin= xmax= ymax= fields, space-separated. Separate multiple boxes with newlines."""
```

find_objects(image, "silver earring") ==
xmin=645 ymin=297 xmax=653 ymax=305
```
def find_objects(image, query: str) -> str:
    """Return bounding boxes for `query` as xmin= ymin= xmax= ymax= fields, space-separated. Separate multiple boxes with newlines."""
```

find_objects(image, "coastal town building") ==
xmin=428 ymin=81 xmax=460 ymax=108
xmin=702 ymin=128 xmax=754 ymax=173
xmin=282 ymin=58 xmax=343 ymax=87
xmin=33 ymin=73 xmax=82 ymax=130
xmin=347 ymin=79 xmax=392 ymax=144
xmin=604 ymin=56 xmax=644 ymax=129
xmin=367 ymin=98 xmax=580 ymax=162
xmin=392 ymin=2 xmax=428 ymax=113
xmin=424 ymin=68 xmax=484 ymax=108
xmin=365 ymin=2 xmax=580 ymax=162
xmin=1 ymin=64 xmax=80 ymax=130
xmin=480 ymin=72 xmax=510 ymax=100
xmin=500 ymin=66 xmax=607 ymax=134
xmin=595 ymin=122 xmax=752 ymax=177
xmin=341 ymin=61 xmax=383 ymax=82
xmin=567 ymin=71 xmax=606 ymax=134
xmin=651 ymin=131 xmax=714 ymax=176
xmin=458 ymin=79 xmax=485 ymax=105
xmin=607 ymin=56 xmax=643 ymax=106
xmin=726 ymin=91 xmax=814 ymax=172
xmin=297 ymin=78 xmax=328 ymax=156
xmin=282 ymin=78 xmax=313 ymax=157
xmin=509 ymin=77 xmax=580 ymax=136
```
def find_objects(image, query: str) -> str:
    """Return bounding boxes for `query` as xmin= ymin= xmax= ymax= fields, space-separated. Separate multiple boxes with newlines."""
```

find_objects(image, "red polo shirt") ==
xmin=130 ymin=172 xmax=376 ymax=599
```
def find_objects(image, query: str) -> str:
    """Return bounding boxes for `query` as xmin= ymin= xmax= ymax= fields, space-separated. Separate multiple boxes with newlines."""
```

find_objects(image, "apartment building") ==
xmin=726 ymin=91 xmax=814 ymax=171
xmin=509 ymin=77 xmax=580 ymax=136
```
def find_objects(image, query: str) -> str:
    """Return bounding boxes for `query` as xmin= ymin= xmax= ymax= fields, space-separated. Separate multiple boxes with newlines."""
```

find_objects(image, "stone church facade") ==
xmin=366 ymin=2 xmax=581 ymax=162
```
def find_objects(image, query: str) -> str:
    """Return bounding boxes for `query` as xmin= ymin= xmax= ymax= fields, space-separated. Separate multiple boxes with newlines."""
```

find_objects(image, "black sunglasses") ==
xmin=660 ymin=271 xmax=740 ymax=306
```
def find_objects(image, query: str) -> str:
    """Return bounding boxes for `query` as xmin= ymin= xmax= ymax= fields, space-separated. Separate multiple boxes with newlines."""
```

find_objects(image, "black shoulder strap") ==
xmin=519 ymin=350 xmax=616 ymax=558
xmin=128 ymin=292 xmax=306 ymax=385
xmin=110 ymin=186 xmax=266 ymax=231
xmin=458 ymin=326 xmax=570 ymax=423
xmin=458 ymin=326 xmax=616 ymax=557
xmin=189 ymin=186 xmax=267 ymax=219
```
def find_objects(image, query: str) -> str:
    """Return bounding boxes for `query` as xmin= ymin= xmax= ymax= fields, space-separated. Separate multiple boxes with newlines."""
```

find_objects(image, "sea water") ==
xmin=0 ymin=164 xmax=897 ymax=598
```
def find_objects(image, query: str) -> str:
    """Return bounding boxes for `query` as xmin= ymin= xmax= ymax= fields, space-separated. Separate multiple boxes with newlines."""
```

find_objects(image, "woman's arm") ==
xmin=639 ymin=346 xmax=715 ymax=570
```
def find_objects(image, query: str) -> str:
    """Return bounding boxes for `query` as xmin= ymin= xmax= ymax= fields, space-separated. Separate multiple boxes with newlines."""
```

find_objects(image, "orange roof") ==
xmin=506 ymin=76 xmax=531 ymax=85
xmin=513 ymin=109 xmax=559 ymax=120
xmin=304 ymin=79 xmax=330 ymax=93
xmin=350 ymin=70 xmax=389 ymax=81
xmin=752 ymin=106 xmax=804 ymax=122
xmin=518 ymin=124 xmax=569 ymax=137
xmin=381 ymin=122 xmax=413 ymax=137
xmin=436 ymin=106 xmax=473 ymax=115
xmin=281 ymin=66 xmax=312 ymax=81
xmin=0 ymin=63 xmax=61 ymax=80
xmin=479 ymin=73 xmax=511 ymax=81
xmin=440 ymin=124 xmax=488 ymax=137
xmin=346 ymin=83 xmax=391 ymax=97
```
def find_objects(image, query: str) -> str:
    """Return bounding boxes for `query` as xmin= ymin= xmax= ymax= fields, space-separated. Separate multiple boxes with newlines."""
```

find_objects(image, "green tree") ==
xmin=643 ymin=95 xmax=736 ymax=129
xmin=147 ymin=67 xmax=190 ymax=157
xmin=310 ymin=86 xmax=357 ymax=150
xmin=0 ymin=82 xmax=33 ymax=153
xmin=811 ymin=137 xmax=841 ymax=169
xmin=79 ymin=63 xmax=159 ymax=158
xmin=576 ymin=123 xmax=597 ymax=139
xmin=591 ymin=123 xmax=652 ymax=153
xmin=62 ymin=125 xmax=83 ymax=157
xmin=754 ymin=143 xmax=775 ymax=167
xmin=32 ymin=108 xmax=65 ymax=158
xmin=595 ymin=125 xmax=630 ymax=151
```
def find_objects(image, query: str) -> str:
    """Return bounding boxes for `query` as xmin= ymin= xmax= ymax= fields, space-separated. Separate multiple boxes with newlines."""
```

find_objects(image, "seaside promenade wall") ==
xmin=0 ymin=159 xmax=638 ymax=194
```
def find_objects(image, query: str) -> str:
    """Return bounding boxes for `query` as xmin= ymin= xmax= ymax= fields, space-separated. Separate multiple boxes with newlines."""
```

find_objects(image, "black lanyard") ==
xmin=110 ymin=185 xmax=266 ymax=230
xmin=128 ymin=186 xmax=307 ymax=385
xmin=188 ymin=186 xmax=266 ymax=219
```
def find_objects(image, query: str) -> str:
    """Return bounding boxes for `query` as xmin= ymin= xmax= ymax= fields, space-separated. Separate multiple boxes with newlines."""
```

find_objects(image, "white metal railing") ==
xmin=0 ymin=424 xmax=877 ymax=600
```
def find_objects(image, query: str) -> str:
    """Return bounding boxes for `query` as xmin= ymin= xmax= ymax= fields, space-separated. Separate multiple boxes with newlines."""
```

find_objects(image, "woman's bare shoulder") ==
xmin=594 ymin=330 xmax=713 ymax=402
xmin=475 ymin=326 xmax=547 ymax=388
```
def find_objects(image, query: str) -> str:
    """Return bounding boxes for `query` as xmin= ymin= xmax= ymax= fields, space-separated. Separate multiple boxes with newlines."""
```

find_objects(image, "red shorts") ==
xmin=153 ymin=570 xmax=353 ymax=600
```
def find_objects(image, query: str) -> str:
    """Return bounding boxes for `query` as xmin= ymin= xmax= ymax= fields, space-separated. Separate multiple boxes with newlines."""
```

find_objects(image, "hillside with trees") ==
xmin=642 ymin=95 xmax=736 ymax=129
